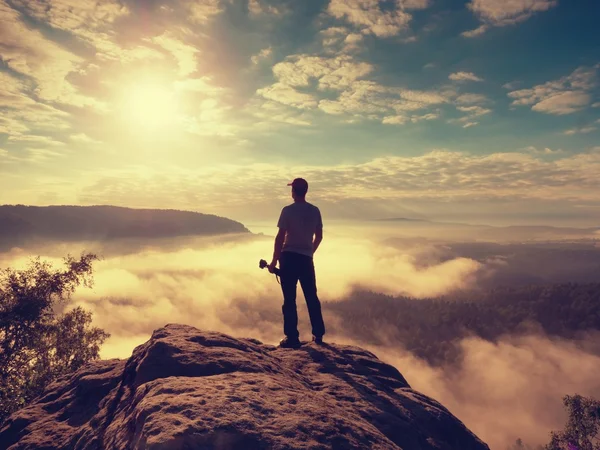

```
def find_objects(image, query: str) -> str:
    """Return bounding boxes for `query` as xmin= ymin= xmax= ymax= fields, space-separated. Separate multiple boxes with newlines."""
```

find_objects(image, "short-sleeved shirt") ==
xmin=277 ymin=202 xmax=323 ymax=257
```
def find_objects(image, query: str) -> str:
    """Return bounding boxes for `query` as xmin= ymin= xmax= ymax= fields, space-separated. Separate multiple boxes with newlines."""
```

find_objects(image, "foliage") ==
xmin=545 ymin=395 xmax=600 ymax=450
xmin=325 ymin=283 xmax=600 ymax=366
xmin=0 ymin=253 xmax=109 ymax=424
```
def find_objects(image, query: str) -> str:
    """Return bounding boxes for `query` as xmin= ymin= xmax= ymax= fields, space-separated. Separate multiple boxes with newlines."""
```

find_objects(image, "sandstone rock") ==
xmin=0 ymin=324 xmax=489 ymax=449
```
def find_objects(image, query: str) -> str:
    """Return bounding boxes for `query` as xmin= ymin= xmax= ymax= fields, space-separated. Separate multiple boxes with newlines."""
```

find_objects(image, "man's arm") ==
xmin=269 ymin=208 xmax=286 ymax=272
xmin=313 ymin=208 xmax=323 ymax=254
xmin=270 ymin=228 xmax=286 ymax=268
xmin=313 ymin=227 xmax=323 ymax=254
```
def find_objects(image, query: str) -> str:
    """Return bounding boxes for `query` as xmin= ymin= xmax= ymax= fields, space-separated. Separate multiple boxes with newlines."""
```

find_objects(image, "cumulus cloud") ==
xmin=186 ymin=0 xmax=223 ymax=23
xmin=251 ymin=47 xmax=273 ymax=65
xmin=256 ymin=83 xmax=318 ymax=109
xmin=9 ymin=0 xmax=128 ymax=39
xmin=318 ymin=81 xmax=448 ymax=118
xmin=508 ymin=65 xmax=598 ymax=115
xmin=449 ymin=71 xmax=483 ymax=82
xmin=320 ymin=27 xmax=365 ymax=54
xmin=257 ymin=52 xmax=495 ymax=127
xmin=248 ymin=0 xmax=286 ymax=16
xmin=463 ymin=0 xmax=557 ymax=36
xmin=258 ymin=53 xmax=452 ymax=125
xmin=328 ymin=0 xmax=413 ymax=37
xmin=270 ymin=54 xmax=374 ymax=90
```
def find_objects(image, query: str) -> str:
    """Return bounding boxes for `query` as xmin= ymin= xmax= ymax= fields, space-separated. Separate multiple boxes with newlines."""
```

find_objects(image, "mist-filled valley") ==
xmin=1 ymin=208 xmax=600 ymax=449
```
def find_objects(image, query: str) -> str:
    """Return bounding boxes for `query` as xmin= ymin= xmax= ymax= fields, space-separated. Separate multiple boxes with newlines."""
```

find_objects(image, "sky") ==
xmin=1 ymin=0 xmax=600 ymax=225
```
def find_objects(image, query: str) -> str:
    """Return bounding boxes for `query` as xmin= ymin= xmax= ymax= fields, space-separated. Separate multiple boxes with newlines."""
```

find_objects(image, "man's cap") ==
xmin=287 ymin=178 xmax=308 ymax=190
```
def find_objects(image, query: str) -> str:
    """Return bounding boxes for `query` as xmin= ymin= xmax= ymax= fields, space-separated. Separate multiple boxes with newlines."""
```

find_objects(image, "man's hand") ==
xmin=267 ymin=260 xmax=277 ymax=273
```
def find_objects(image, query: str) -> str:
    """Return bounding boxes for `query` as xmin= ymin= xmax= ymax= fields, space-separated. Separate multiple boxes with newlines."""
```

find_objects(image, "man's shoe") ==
xmin=279 ymin=337 xmax=301 ymax=348
xmin=312 ymin=335 xmax=323 ymax=345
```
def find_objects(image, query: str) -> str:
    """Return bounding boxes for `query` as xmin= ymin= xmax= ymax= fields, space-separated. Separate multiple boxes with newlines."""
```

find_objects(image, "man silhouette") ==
xmin=268 ymin=178 xmax=326 ymax=348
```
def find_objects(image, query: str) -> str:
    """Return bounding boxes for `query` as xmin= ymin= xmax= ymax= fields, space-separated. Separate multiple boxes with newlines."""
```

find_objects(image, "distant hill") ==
xmin=0 ymin=205 xmax=249 ymax=249
xmin=375 ymin=217 xmax=432 ymax=223
xmin=374 ymin=216 xmax=599 ymax=241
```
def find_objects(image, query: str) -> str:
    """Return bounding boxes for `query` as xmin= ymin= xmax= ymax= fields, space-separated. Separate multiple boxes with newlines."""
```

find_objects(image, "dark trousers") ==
xmin=279 ymin=251 xmax=326 ymax=340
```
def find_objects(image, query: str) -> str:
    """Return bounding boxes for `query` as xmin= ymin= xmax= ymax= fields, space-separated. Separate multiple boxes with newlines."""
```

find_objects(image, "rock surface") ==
xmin=0 ymin=324 xmax=489 ymax=449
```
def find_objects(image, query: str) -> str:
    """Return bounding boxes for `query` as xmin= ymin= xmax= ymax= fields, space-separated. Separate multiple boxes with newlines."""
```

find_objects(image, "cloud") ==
xmin=0 ymin=1 xmax=102 ymax=108
xmin=455 ymin=93 xmax=489 ymax=104
xmin=508 ymin=66 xmax=598 ymax=115
xmin=270 ymin=55 xmax=374 ymax=90
xmin=320 ymin=27 xmax=365 ymax=54
xmin=461 ymin=25 xmax=488 ymax=38
xmin=9 ymin=0 xmax=128 ymax=37
xmin=251 ymin=47 xmax=273 ymax=65
xmin=502 ymin=81 xmax=522 ymax=90
xmin=3 ymin=230 xmax=599 ymax=450
xmin=398 ymin=0 xmax=431 ymax=9
xmin=450 ymin=105 xmax=492 ymax=127
xmin=328 ymin=0 xmax=413 ymax=37
xmin=525 ymin=146 xmax=565 ymax=156
xmin=259 ymin=53 xmax=487 ymax=127
xmin=564 ymin=126 xmax=597 ymax=136
xmin=7 ymin=0 xmax=132 ymax=64
xmin=186 ymin=0 xmax=222 ymax=23
xmin=532 ymin=91 xmax=591 ymax=115
xmin=152 ymin=32 xmax=200 ymax=77
xmin=449 ymin=72 xmax=483 ymax=82
xmin=63 ymin=148 xmax=600 ymax=223
xmin=317 ymin=81 xmax=448 ymax=120
xmin=464 ymin=0 xmax=557 ymax=36
xmin=457 ymin=105 xmax=491 ymax=116
xmin=376 ymin=333 xmax=600 ymax=450
xmin=383 ymin=115 xmax=408 ymax=125
xmin=0 ymin=229 xmax=482 ymax=355
xmin=256 ymin=83 xmax=318 ymax=109
xmin=0 ymin=70 xmax=72 ymax=141
xmin=70 ymin=133 xmax=103 ymax=145
xmin=248 ymin=0 xmax=288 ymax=16
xmin=251 ymin=100 xmax=313 ymax=127
xmin=8 ymin=135 xmax=65 ymax=147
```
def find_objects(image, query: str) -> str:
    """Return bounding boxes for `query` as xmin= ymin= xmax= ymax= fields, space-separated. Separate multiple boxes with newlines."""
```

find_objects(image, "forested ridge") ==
xmin=325 ymin=283 xmax=600 ymax=365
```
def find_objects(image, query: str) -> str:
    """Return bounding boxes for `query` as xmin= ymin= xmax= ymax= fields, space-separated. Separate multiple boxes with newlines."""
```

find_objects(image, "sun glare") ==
xmin=121 ymin=81 xmax=180 ymax=131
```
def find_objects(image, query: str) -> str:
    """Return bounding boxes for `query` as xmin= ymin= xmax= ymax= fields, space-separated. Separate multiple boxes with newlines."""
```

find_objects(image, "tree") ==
xmin=546 ymin=394 xmax=600 ymax=450
xmin=0 ymin=253 xmax=109 ymax=424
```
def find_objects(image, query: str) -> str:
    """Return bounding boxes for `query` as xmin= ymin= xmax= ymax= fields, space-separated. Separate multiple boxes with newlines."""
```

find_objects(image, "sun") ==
xmin=120 ymin=81 xmax=180 ymax=131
